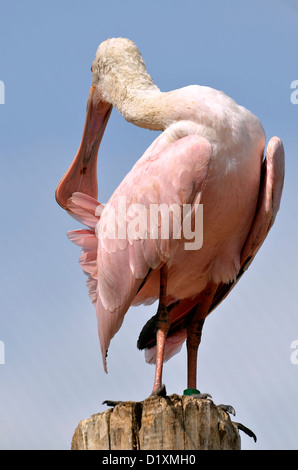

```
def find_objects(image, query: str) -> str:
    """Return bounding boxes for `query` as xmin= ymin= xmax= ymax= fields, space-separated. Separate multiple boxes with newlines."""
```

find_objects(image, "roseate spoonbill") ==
xmin=55 ymin=38 xmax=284 ymax=396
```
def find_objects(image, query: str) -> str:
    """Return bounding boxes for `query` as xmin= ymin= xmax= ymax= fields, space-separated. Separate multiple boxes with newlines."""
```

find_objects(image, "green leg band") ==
xmin=183 ymin=388 xmax=200 ymax=395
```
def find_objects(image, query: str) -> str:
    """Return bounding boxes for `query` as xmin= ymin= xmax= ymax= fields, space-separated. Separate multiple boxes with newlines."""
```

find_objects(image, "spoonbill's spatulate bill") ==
xmin=56 ymin=38 xmax=284 ymax=395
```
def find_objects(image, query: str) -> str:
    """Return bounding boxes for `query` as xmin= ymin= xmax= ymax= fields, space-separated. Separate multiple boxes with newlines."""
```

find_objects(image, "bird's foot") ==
xmin=218 ymin=403 xmax=236 ymax=416
xmin=218 ymin=403 xmax=257 ymax=442
xmin=192 ymin=393 xmax=212 ymax=399
xmin=234 ymin=422 xmax=257 ymax=442
xmin=150 ymin=384 xmax=167 ymax=397
xmin=102 ymin=400 xmax=123 ymax=407
xmin=103 ymin=384 xmax=168 ymax=407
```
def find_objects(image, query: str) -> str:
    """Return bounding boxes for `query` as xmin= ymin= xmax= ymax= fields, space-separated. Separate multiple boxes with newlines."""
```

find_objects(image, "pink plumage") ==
xmin=56 ymin=38 xmax=285 ymax=394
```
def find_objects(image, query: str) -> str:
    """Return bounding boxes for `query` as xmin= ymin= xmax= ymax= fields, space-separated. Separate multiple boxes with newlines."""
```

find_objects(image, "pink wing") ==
xmin=139 ymin=136 xmax=285 ymax=363
xmin=209 ymin=136 xmax=285 ymax=312
xmin=67 ymin=132 xmax=212 ymax=372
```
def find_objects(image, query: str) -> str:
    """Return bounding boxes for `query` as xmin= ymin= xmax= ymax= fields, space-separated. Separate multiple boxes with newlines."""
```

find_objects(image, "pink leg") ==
xmin=152 ymin=265 xmax=170 ymax=394
xmin=187 ymin=318 xmax=205 ymax=390
xmin=186 ymin=284 xmax=217 ymax=390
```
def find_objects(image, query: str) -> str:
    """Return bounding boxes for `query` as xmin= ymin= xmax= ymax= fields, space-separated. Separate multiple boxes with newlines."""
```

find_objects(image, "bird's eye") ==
xmin=91 ymin=65 xmax=93 ymax=73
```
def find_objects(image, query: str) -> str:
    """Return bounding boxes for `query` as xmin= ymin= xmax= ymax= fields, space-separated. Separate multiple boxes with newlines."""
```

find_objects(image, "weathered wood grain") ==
xmin=71 ymin=394 xmax=240 ymax=450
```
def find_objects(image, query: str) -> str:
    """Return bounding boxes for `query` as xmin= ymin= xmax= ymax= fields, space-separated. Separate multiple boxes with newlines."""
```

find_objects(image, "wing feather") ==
xmin=140 ymin=136 xmax=285 ymax=363
xmin=67 ymin=131 xmax=213 ymax=371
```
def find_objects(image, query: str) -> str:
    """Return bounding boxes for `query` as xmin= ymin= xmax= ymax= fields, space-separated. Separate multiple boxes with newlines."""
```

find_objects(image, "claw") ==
xmin=234 ymin=422 xmax=257 ymax=442
xmin=102 ymin=400 xmax=123 ymax=407
xmin=218 ymin=404 xmax=236 ymax=416
xmin=192 ymin=393 xmax=212 ymax=399
xmin=150 ymin=384 xmax=167 ymax=397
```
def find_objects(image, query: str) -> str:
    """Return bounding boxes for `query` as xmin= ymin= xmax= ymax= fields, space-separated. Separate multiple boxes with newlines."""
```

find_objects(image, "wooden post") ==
xmin=71 ymin=394 xmax=241 ymax=450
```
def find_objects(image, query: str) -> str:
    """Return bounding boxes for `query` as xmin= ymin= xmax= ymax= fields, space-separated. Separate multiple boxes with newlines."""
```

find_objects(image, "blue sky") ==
xmin=0 ymin=0 xmax=297 ymax=450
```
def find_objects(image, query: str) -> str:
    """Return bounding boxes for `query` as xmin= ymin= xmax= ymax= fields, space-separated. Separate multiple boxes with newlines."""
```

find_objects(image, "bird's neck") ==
xmin=99 ymin=71 xmax=175 ymax=131
xmin=115 ymin=88 xmax=173 ymax=131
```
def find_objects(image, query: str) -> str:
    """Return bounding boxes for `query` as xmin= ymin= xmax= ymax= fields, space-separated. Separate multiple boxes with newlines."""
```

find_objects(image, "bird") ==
xmin=55 ymin=38 xmax=285 ymax=396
